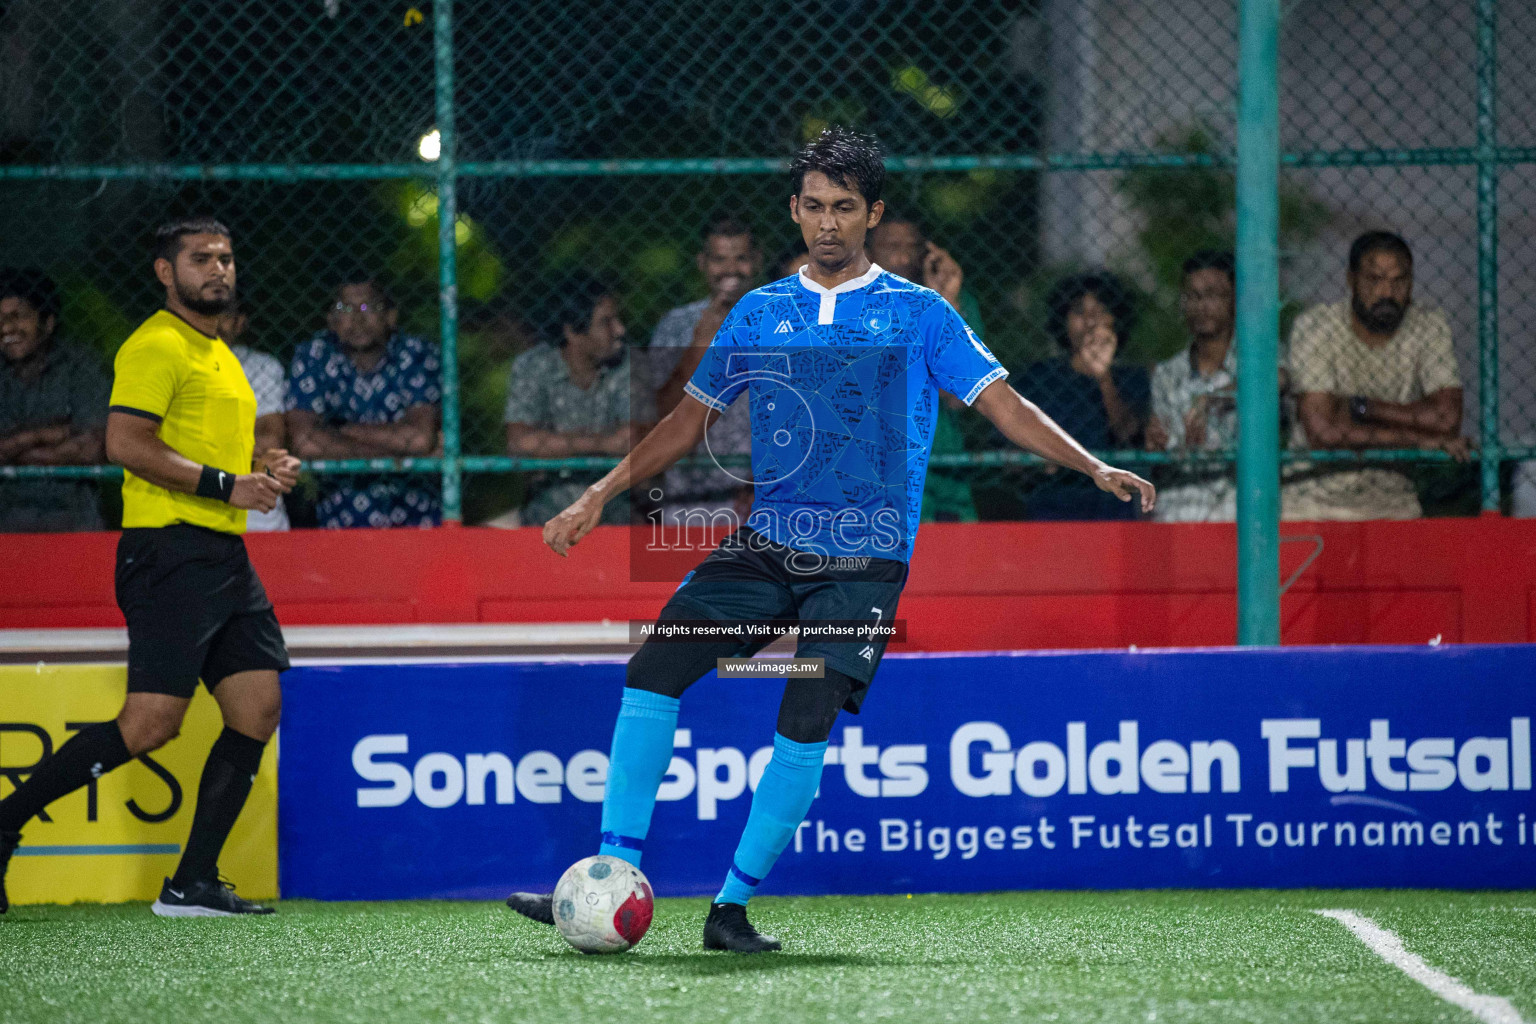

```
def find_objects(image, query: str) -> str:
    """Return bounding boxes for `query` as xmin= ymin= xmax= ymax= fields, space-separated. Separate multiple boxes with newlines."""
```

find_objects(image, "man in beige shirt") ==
xmin=1284 ymin=231 xmax=1467 ymax=520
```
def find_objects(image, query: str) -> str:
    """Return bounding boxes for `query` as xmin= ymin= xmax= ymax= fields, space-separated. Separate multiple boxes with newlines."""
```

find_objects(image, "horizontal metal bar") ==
xmin=10 ymin=448 xmax=1528 ymax=482
xmin=458 ymin=456 xmax=622 ymax=472
xmin=7 ymin=147 xmax=1536 ymax=184
xmin=0 ymin=458 xmax=443 ymax=480
xmin=0 ymin=163 xmax=432 ymax=182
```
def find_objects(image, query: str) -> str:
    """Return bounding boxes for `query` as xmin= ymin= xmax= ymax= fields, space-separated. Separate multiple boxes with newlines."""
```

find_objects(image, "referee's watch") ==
xmin=1349 ymin=395 xmax=1370 ymax=422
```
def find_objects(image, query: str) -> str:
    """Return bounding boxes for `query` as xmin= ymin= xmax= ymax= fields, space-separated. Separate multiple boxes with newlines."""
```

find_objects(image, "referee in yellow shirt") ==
xmin=0 ymin=218 xmax=300 ymax=917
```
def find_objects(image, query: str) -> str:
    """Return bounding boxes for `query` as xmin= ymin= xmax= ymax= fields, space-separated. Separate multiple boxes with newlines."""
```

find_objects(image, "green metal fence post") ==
xmin=1236 ymin=0 xmax=1282 ymax=645
xmin=1476 ymin=0 xmax=1500 ymax=513
xmin=434 ymin=0 xmax=463 ymax=524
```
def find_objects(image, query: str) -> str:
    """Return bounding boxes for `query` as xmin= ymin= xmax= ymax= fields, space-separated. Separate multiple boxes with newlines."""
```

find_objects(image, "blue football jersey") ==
xmin=684 ymin=263 xmax=1007 ymax=562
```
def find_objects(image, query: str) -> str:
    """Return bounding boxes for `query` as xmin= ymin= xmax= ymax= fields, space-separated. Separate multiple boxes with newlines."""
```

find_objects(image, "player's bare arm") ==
xmin=543 ymin=395 xmax=716 ymax=556
xmin=107 ymin=410 xmax=290 ymax=512
xmin=971 ymin=378 xmax=1156 ymax=513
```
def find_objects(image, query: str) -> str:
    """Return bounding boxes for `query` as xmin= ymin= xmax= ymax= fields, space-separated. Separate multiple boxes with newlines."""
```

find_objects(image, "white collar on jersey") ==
xmin=796 ymin=262 xmax=885 ymax=324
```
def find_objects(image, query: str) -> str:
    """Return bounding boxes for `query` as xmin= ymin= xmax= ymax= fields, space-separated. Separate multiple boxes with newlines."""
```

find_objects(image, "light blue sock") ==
xmin=715 ymin=733 xmax=827 ymax=906
xmin=598 ymin=688 xmax=680 ymax=868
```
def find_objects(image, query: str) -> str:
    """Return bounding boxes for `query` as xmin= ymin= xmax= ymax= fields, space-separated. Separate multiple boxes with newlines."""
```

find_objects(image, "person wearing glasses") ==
xmin=1144 ymin=251 xmax=1243 ymax=522
xmin=285 ymin=272 xmax=442 ymax=528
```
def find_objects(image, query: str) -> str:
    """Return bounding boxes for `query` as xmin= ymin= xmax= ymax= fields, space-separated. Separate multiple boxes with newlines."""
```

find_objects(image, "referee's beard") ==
xmin=174 ymin=274 xmax=235 ymax=318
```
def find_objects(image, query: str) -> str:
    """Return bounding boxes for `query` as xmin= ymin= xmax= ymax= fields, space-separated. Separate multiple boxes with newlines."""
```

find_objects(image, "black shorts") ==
xmin=115 ymin=524 xmax=290 ymax=699
xmin=661 ymin=527 xmax=909 ymax=709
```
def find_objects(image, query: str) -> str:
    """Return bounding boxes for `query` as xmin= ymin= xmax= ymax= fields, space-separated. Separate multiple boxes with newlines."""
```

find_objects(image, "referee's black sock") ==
xmin=0 ymin=722 xmax=133 ymax=833
xmin=172 ymin=727 xmax=267 ymax=888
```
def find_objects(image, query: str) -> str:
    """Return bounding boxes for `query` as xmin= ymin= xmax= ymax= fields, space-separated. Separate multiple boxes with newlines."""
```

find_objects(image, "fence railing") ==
xmin=2 ymin=0 xmax=1530 ymax=542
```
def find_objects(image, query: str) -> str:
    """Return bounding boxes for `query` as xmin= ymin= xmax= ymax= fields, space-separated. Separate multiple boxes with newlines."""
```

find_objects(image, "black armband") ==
xmin=196 ymin=465 xmax=236 ymax=502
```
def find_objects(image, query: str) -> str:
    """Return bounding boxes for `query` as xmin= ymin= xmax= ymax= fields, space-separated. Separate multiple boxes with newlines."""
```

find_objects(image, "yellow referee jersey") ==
xmin=109 ymin=310 xmax=256 ymax=534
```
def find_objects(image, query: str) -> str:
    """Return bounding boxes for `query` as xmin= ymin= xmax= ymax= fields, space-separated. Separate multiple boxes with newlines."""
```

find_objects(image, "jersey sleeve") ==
xmin=109 ymin=329 xmax=184 ymax=421
xmin=921 ymin=298 xmax=1007 ymax=405
xmin=683 ymin=305 xmax=749 ymax=412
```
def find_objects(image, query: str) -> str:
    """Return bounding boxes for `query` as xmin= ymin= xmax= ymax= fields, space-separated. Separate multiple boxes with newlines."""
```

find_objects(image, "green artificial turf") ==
xmin=2 ymin=891 xmax=1532 ymax=1024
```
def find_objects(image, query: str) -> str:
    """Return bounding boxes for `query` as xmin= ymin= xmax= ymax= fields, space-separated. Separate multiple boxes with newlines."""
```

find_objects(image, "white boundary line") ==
xmin=1314 ymin=909 xmax=1527 ymax=1024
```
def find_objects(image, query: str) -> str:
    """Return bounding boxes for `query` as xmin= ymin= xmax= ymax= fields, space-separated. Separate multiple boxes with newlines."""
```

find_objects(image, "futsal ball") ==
xmin=552 ymin=855 xmax=655 ymax=954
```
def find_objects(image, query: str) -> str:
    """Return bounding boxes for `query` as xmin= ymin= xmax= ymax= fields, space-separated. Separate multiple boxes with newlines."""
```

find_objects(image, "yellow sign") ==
xmin=0 ymin=664 xmax=277 ymax=905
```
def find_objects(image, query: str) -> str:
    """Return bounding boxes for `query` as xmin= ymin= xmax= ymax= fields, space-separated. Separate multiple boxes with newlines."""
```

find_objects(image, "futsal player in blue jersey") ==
xmin=507 ymin=127 xmax=1155 ymax=951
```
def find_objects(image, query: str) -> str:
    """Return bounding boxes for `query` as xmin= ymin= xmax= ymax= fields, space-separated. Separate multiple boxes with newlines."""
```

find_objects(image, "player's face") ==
xmin=1349 ymin=250 xmax=1413 ymax=334
xmin=698 ymin=234 xmax=759 ymax=303
xmin=329 ymin=283 xmax=398 ymax=352
xmin=162 ymin=234 xmax=236 ymax=317
xmin=868 ymin=221 xmax=924 ymax=282
xmin=1180 ymin=268 xmax=1235 ymax=341
xmin=0 ymin=296 xmax=53 ymax=364
xmin=567 ymin=295 xmax=626 ymax=364
xmin=791 ymin=171 xmax=883 ymax=273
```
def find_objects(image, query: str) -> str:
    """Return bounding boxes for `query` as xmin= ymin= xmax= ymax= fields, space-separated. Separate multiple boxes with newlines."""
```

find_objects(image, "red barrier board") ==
xmin=2 ymin=519 xmax=1533 ymax=647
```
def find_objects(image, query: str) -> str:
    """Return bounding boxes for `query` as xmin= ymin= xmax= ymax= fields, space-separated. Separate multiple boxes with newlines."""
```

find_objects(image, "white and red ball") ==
xmin=552 ymin=855 xmax=655 ymax=954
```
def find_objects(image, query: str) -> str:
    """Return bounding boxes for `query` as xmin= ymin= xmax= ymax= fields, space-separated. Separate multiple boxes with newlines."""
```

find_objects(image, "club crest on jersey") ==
xmin=864 ymin=309 xmax=894 ymax=333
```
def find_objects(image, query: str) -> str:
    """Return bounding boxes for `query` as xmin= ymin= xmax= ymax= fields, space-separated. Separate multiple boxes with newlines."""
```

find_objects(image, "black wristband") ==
xmin=195 ymin=465 xmax=236 ymax=503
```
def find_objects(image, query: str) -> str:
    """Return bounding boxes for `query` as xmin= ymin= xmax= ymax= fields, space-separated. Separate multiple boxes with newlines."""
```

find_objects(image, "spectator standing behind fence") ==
xmin=1015 ymin=271 xmax=1149 ymax=520
xmin=285 ymin=274 xmax=442 ymax=528
xmin=0 ymin=269 xmax=108 ymax=532
xmin=1283 ymin=231 xmax=1465 ymax=521
xmin=867 ymin=214 xmax=982 ymax=521
xmin=1146 ymin=251 xmax=1242 ymax=522
xmin=648 ymin=216 xmax=760 ymax=524
xmin=219 ymin=306 xmax=289 ymax=531
xmin=504 ymin=277 xmax=649 ymax=527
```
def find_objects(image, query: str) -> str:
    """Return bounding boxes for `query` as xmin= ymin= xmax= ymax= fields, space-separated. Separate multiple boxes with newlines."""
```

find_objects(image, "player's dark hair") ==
xmin=1181 ymin=249 xmax=1235 ymax=287
xmin=790 ymin=126 xmax=886 ymax=207
xmin=154 ymin=217 xmax=231 ymax=263
xmin=550 ymin=273 xmax=615 ymax=344
xmin=0 ymin=267 xmax=62 ymax=326
xmin=330 ymin=270 xmax=396 ymax=310
xmin=1044 ymin=271 xmax=1136 ymax=352
xmin=1348 ymin=230 xmax=1413 ymax=274
xmin=701 ymin=213 xmax=755 ymax=249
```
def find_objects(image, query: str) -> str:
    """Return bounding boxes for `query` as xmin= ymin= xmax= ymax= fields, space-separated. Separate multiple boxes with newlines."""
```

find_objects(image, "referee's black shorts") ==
xmin=115 ymin=524 xmax=289 ymax=698
xmin=659 ymin=527 xmax=909 ymax=711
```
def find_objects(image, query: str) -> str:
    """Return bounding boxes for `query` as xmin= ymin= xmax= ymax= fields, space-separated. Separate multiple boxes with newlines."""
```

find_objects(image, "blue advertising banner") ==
xmin=278 ymin=647 xmax=1536 ymax=900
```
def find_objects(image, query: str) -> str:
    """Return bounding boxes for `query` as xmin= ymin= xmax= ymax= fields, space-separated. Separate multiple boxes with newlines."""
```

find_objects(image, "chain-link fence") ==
xmin=2 ymin=0 xmax=1533 ymax=528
